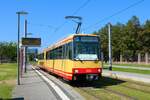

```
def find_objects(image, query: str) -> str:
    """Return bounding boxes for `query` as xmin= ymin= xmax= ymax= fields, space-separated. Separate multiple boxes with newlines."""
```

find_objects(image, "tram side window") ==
xmin=58 ymin=46 xmax=63 ymax=59
xmin=68 ymin=42 xmax=72 ymax=59
xmin=46 ymin=51 xmax=50 ymax=59
xmin=49 ymin=49 xmax=55 ymax=59
xmin=52 ymin=49 xmax=56 ymax=59
xmin=62 ymin=45 xmax=66 ymax=59
xmin=46 ymin=44 xmax=72 ymax=60
xmin=65 ymin=42 xmax=72 ymax=59
xmin=50 ymin=46 xmax=62 ymax=59
xmin=38 ymin=53 xmax=44 ymax=60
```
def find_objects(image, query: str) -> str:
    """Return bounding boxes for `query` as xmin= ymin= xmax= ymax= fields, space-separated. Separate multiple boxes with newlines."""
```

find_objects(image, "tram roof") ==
xmin=44 ymin=34 xmax=98 ymax=52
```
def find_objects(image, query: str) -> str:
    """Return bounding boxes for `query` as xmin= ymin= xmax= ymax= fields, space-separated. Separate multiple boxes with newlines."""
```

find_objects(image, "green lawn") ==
xmin=112 ymin=67 xmax=150 ymax=75
xmin=0 ymin=63 xmax=17 ymax=99
xmin=104 ymin=63 xmax=150 ymax=68
xmin=103 ymin=63 xmax=150 ymax=75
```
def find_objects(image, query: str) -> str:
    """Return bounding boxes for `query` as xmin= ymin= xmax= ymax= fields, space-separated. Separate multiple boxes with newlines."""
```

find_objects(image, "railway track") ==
xmin=76 ymin=87 xmax=136 ymax=100
xmin=101 ymin=77 xmax=150 ymax=94
xmin=37 ymin=67 xmax=150 ymax=100
xmin=78 ymin=87 xmax=101 ymax=100
xmin=70 ymin=77 xmax=150 ymax=100
xmin=120 ymin=82 xmax=150 ymax=94
xmin=103 ymin=88 xmax=136 ymax=100
xmin=71 ymin=81 xmax=136 ymax=100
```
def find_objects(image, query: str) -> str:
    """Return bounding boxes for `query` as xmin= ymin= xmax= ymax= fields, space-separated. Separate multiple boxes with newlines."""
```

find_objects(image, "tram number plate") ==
xmin=86 ymin=69 xmax=92 ymax=73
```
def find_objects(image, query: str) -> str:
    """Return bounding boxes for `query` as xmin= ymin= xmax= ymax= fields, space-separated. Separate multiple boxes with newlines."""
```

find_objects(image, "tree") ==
xmin=142 ymin=20 xmax=150 ymax=53
xmin=113 ymin=23 xmax=126 ymax=61
xmin=92 ymin=16 xmax=150 ymax=62
xmin=93 ymin=25 xmax=109 ymax=63
xmin=0 ymin=42 xmax=17 ymax=63
xmin=125 ymin=16 xmax=142 ymax=61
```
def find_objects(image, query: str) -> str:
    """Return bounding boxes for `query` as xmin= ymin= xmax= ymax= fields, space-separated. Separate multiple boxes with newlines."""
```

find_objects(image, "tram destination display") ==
xmin=22 ymin=38 xmax=41 ymax=47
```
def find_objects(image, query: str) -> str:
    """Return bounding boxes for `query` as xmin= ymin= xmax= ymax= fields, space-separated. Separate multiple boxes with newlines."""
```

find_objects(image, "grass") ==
xmin=0 ymin=84 xmax=14 ymax=98
xmin=109 ymin=85 xmax=150 ymax=99
xmin=104 ymin=63 xmax=150 ymax=68
xmin=73 ymin=77 xmax=150 ymax=100
xmin=0 ymin=63 xmax=17 ymax=99
xmin=112 ymin=67 xmax=150 ymax=75
xmin=103 ymin=63 xmax=150 ymax=75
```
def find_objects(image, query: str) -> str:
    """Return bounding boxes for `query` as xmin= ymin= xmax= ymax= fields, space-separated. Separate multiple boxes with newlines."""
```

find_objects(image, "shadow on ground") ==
xmin=37 ymin=67 xmax=126 ymax=89
xmin=69 ymin=77 xmax=126 ymax=88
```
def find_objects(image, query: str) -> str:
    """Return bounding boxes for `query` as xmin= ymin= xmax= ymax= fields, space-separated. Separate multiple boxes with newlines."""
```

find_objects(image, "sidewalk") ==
xmin=12 ymin=65 xmax=58 ymax=100
xmin=12 ymin=65 xmax=84 ymax=100
xmin=102 ymin=70 xmax=150 ymax=84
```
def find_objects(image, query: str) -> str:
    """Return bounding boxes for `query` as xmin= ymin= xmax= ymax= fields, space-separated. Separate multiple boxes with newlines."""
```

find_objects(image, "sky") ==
xmin=0 ymin=0 xmax=149 ymax=51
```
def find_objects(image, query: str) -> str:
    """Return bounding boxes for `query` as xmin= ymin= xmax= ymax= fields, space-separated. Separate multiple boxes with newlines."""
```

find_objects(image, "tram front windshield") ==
xmin=74 ymin=36 xmax=100 ymax=61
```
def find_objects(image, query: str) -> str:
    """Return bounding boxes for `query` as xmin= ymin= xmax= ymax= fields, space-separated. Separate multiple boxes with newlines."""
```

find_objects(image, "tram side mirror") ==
xmin=74 ymin=58 xmax=79 ymax=60
xmin=34 ymin=58 xmax=38 ymax=62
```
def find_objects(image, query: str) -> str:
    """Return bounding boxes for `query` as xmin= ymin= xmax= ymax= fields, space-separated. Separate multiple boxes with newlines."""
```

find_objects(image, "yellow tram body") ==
xmin=38 ymin=34 xmax=102 ymax=80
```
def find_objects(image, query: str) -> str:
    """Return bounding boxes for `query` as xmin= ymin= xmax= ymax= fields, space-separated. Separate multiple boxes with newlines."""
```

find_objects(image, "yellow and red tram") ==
xmin=37 ymin=34 xmax=102 ymax=81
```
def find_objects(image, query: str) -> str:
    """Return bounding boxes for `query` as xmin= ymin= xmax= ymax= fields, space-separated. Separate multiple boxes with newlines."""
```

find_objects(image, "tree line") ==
xmin=93 ymin=16 xmax=150 ymax=62
xmin=0 ymin=42 xmax=17 ymax=63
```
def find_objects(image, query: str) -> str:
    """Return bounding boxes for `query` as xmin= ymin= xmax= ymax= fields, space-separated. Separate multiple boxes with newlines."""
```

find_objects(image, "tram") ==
xmin=37 ymin=34 xmax=102 ymax=81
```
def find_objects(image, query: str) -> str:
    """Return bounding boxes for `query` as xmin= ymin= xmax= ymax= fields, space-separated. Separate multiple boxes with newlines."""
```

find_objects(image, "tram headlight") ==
xmin=98 ymin=69 xmax=101 ymax=72
xmin=74 ymin=69 xmax=78 ymax=73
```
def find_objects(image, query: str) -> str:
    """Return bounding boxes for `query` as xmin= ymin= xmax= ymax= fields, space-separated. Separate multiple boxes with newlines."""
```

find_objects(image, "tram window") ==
xmin=50 ymin=46 xmax=62 ymax=59
xmin=46 ymin=50 xmax=52 ymax=59
xmin=65 ymin=42 xmax=72 ymax=59
xmin=41 ymin=53 xmax=44 ymax=59
xmin=62 ymin=45 xmax=65 ymax=59
xmin=49 ymin=51 xmax=52 ymax=59
xmin=69 ymin=43 xmax=72 ymax=59
xmin=38 ymin=53 xmax=44 ymax=60
xmin=60 ymin=46 xmax=63 ymax=59
xmin=46 ymin=44 xmax=71 ymax=60
xmin=53 ymin=49 xmax=56 ymax=59
xmin=57 ymin=46 xmax=62 ymax=59
xmin=46 ymin=51 xmax=50 ymax=59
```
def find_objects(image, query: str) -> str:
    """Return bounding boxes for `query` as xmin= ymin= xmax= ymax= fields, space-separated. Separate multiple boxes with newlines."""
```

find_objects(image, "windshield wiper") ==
xmin=75 ymin=57 xmax=83 ymax=62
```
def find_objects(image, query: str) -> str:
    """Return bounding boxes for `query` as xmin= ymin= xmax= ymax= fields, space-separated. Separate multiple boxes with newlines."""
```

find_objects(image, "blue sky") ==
xmin=0 ymin=0 xmax=149 ymax=51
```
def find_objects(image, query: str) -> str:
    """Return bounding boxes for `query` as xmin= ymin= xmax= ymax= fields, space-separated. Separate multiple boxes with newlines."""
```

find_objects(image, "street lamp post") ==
xmin=24 ymin=19 xmax=27 ymax=73
xmin=16 ymin=11 xmax=28 ymax=85
xmin=108 ymin=23 xmax=112 ymax=71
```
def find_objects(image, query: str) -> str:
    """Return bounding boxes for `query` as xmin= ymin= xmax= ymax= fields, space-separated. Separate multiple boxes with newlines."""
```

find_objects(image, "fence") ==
xmin=118 ymin=52 xmax=150 ymax=64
